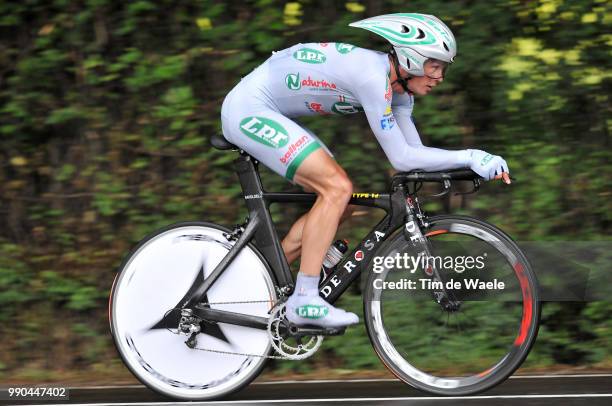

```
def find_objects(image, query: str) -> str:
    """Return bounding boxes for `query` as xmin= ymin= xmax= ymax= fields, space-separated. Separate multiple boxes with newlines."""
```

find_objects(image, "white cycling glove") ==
xmin=467 ymin=149 xmax=510 ymax=180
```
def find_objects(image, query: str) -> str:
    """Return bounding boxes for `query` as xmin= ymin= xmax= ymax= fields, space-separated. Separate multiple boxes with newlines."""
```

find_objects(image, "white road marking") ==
xmin=253 ymin=374 xmax=612 ymax=385
xmin=25 ymin=393 xmax=612 ymax=406
xmin=510 ymin=373 xmax=612 ymax=379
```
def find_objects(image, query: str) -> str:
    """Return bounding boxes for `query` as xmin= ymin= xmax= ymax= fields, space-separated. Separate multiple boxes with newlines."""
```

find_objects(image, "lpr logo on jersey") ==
xmin=293 ymin=48 xmax=326 ymax=64
xmin=240 ymin=117 xmax=290 ymax=148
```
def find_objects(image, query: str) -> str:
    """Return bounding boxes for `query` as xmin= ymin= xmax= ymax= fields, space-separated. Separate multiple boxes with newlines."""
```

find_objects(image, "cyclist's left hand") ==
xmin=494 ymin=172 xmax=511 ymax=184
xmin=467 ymin=149 xmax=511 ymax=184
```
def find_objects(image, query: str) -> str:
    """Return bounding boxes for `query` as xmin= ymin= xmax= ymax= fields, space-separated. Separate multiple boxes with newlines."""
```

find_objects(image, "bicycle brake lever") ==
xmin=431 ymin=179 xmax=451 ymax=198
xmin=454 ymin=178 xmax=481 ymax=196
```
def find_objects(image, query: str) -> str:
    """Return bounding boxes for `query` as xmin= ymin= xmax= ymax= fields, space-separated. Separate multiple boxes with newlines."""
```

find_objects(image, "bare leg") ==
xmin=282 ymin=205 xmax=356 ymax=266
xmin=290 ymin=150 xmax=353 ymax=276
xmin=284 ymin=149 xmax=359 ymax=327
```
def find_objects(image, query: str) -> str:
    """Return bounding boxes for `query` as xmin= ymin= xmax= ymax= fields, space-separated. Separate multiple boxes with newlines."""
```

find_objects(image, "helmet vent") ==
xmin=416 ymin=29 xmax=425 ymax=39
xmin=401 ymin=25 xmax=410 ymax=33
xmin=443 ymin=42 xmax=449 ymax=51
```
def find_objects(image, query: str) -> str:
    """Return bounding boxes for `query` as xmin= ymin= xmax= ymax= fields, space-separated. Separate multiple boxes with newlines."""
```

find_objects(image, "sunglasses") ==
xmin=423 ymin=59 xmax=448 ymax=80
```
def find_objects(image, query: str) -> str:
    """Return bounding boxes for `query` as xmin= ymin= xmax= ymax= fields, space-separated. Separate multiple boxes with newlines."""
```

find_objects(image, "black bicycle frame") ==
xmin=185 ymin=152 xmax=459 ymax=329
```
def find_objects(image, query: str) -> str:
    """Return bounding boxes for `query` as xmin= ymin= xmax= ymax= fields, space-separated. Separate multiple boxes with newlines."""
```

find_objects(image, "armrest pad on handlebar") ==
xmin=394 ymin=169 xmax=482 ymax=183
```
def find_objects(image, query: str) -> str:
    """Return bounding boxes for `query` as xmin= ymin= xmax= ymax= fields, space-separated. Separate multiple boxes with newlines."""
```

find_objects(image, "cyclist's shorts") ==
xmin=221 ymin=69 xmax=332 ymax=182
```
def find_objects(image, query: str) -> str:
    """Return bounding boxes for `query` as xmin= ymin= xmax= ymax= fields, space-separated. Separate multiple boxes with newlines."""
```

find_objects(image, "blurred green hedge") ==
xmin=0 ymin=0 xmax=610 ymax=381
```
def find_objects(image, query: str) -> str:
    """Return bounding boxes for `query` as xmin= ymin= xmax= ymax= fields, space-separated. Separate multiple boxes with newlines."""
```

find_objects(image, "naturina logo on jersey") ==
xmin=293 ymin=48 xmax=326 ymax=64
xmin=239 ymin=117 xmax=289 ymax=148
xmin=285 ymin=73 xmax=301 ymax=90
xmin=285 ymin=73 xmax=337 ymax=91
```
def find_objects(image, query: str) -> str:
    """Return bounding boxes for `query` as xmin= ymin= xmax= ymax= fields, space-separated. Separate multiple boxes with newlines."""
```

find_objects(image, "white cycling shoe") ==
xmin=285 ymin=293 xmax=359 ymax=328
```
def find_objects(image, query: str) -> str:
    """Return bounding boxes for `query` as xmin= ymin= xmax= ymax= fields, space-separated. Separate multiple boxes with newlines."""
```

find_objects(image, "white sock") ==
xmin=294 ymin=272 xmax=319 ymax=296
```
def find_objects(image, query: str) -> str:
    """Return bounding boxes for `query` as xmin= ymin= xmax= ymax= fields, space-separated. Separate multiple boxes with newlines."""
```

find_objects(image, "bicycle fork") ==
xmin=403 ymin=194 xmax=461 ymax=312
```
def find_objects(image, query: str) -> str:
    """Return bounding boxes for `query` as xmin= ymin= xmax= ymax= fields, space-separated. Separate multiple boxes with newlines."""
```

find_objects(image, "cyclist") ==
xmin=220 ymin=13 xmax=510 ymax=329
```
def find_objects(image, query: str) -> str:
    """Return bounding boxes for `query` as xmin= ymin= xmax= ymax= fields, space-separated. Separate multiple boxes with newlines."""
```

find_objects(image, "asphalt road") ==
xmin=4 ymin=374 xmax=612 ymax=406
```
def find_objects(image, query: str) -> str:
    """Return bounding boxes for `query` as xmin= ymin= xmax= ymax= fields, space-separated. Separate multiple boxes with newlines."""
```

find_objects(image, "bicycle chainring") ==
xmin=267 ymin=303 xmax=323 ymax=360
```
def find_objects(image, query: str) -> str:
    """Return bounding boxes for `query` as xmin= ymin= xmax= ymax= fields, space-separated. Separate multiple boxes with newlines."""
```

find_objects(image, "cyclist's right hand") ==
xmin=467 ymin=149 xmax=511 ymax=183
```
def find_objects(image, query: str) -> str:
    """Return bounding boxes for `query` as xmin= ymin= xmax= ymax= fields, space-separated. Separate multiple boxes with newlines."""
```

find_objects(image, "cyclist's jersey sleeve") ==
xmin=234 ymin=43 xmax=469 ymax=172
xmin=390 ymin=92 xmax=422 ymax=146
xmin=353 ymin=71 xmax=469 ymax=172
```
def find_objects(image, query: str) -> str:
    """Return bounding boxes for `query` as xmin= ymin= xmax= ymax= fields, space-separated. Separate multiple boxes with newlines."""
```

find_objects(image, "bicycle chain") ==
xmin=192 ymin=344 xmax=290 ymax=360
xmin=190 ymin=299 xmax=295 ymax=360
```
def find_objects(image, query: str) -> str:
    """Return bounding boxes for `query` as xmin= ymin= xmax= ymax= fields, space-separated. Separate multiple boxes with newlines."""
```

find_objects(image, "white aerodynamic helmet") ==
xmin=349 ymin=13 xmax=457 ymax=77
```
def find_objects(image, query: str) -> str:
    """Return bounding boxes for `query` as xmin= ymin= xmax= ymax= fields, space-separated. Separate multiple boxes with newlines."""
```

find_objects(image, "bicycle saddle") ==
xmin=210 ymin=134 xmax=238 ymax=151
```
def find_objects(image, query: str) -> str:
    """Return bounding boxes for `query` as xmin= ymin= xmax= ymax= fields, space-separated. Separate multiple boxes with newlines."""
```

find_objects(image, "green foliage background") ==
xmin=0 ymin=0 xmax=610 ymax=381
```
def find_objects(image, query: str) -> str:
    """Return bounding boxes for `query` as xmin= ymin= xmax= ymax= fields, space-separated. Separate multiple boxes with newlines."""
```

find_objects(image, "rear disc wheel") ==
xmin=109 ymin=222 xmax=277 ymax=400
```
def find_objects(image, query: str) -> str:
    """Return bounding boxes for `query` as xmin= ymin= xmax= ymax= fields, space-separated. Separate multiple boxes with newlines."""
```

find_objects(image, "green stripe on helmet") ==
xmin=365 ymin=26 xmax=436 ymax=46
xmin=391 ymin=13 xmax=455 ymax=47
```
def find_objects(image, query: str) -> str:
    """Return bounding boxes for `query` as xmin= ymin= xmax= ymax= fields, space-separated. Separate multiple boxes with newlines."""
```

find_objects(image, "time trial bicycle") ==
xmin=109 ymin=134 xmax=540 ymax=400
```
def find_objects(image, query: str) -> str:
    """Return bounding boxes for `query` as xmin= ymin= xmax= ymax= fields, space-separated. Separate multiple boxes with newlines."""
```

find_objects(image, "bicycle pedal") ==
xmin=287 ymin=323 xmax=347 ymax=337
